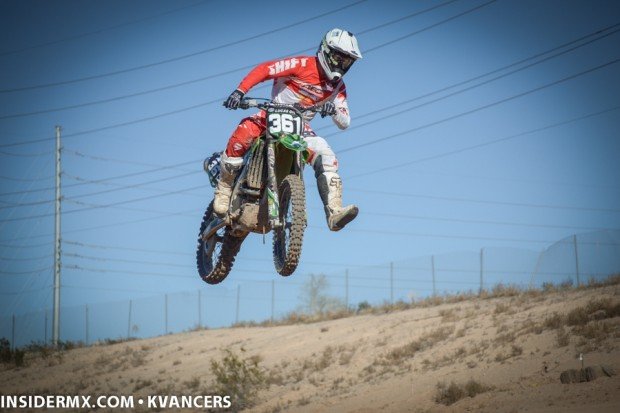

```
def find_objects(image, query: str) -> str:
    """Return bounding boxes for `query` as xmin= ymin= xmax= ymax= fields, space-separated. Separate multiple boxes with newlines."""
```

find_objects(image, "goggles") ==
xmin=328 ymin=49 xmax=355 ymax=72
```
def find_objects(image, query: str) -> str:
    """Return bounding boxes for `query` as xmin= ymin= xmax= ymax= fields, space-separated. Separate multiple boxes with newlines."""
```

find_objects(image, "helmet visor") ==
xmin=328 ymin=49 xmax=355 ymax=73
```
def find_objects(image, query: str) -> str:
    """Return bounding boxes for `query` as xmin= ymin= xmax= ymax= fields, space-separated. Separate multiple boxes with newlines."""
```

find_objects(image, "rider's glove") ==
xmin=320 ymin=101 xmax=336 ymax=118
xmin=223 ymin=89 xmax=245 ymax=110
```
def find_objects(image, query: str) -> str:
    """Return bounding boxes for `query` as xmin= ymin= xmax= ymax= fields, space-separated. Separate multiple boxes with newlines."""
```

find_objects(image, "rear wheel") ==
xmin=273 ymin=175 xmax=306 ymax=276
xmin=196 ymin=202 xmax=246 ymax=284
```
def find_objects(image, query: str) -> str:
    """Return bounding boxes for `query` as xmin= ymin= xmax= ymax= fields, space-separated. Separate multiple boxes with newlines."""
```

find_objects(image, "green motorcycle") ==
xmin=197 ymin=99 xmax=319 ymax=284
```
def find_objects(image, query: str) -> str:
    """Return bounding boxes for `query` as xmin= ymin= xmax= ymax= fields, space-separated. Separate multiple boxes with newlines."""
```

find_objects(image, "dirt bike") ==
xmin=197 ymin=99 xmax=320 ymax=284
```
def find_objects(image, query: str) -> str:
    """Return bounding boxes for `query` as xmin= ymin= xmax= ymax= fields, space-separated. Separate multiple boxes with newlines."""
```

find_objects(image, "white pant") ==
xmin=304 ymin=135 xmax=338 ymax=176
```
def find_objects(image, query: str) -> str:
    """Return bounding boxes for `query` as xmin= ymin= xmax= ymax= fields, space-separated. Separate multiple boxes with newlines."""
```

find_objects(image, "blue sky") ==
xmin=1 ymin=0 xmax=620 ymax=343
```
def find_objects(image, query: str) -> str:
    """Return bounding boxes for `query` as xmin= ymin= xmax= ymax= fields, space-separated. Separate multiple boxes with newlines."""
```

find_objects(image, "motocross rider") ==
xmin=213 ymin=28 xmax=362 ymax=231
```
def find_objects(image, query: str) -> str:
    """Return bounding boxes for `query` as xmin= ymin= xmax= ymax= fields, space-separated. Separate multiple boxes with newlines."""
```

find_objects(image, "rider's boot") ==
xmin=317 ymin=171 xmax=358 ymax=232
xmin=213 ymin=153 xmax=243 ymax=217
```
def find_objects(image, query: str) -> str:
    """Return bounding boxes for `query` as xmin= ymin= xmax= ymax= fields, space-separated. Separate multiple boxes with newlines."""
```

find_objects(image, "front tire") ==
xmin=273 ymin=175 xmax=306 ymax=276
xmin=196 ymin=201 xmax=246 ymax=284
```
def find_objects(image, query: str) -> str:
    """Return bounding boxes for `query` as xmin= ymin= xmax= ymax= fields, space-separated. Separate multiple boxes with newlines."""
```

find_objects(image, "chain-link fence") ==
xmin=2 ymin=230 xmax=619 ymax=348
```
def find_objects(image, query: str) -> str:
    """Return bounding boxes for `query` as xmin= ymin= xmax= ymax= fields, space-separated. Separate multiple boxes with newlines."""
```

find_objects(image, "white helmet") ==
xmin=317 ymin=28 xmax=362 ymax=82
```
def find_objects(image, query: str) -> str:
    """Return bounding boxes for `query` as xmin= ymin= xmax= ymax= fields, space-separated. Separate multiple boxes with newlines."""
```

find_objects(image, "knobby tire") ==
xmin=273 ymin=175 xmax=306 ymax=276
xmin=196 ymin=202 xmax=246 ymax=284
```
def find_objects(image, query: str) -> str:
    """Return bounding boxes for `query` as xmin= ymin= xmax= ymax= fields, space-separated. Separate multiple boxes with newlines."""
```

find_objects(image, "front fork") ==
xmin=265 ymin=135 xmax=281 ymax=229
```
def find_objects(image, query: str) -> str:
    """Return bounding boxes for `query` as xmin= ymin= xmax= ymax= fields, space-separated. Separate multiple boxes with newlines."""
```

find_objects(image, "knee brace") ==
xmin=312 ymin=154 xmax=339 ymax=179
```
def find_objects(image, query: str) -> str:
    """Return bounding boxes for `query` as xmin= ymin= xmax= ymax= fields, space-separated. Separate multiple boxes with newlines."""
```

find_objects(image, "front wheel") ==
xmin=196 ymin=201 xmax=246 ymax=284
xmin=273 ymin=175 xmax=306 ymax=276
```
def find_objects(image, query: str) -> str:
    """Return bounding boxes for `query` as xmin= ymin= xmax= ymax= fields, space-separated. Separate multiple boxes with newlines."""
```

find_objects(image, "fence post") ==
xmin=127 ymin=300 xmax=133 ymax=339
xmin=431 ymin=255 xmax=437 ymax=297
xmin=164 ymin=294 xmax=168 ymax=334
xmin=529 ymin=248 xmax=544 ymax=289
xmin=573 ymin=234 xmax=580 ymax=286
xmin=11 ymin=314 xmax=15 ymax=351
xmin=198 ymin=290 xmax=202 ymax=328
xmin=479 ymin=248 xmax=484 ymax=295
xmin=345 ymin=269 xmax=349 ymax=310
xmin=85 ymin=305 xmax=89 ymax=345
xmin=235 ymin=285 xmax=240 ymax=325
xmin=44 ymin=310 xmax=48 ymax=345
xmin=271 ymin=280 xmax=275 ymax=323
xmin=390 ymin=262 xmax=394 ymax=304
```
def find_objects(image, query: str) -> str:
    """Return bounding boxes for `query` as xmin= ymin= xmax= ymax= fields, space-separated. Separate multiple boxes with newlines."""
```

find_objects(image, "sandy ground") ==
xmin=1 ymin=283 xmax=618 ymax=412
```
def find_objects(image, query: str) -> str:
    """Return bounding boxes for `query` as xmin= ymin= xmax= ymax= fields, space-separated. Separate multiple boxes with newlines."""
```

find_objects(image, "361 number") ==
xmin=268 ymin=113 xmax=301 ymax=134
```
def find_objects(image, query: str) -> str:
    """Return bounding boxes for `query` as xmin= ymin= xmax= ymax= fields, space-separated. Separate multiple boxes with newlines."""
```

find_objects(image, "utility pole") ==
xmin=52 ymin=125 xmax=62 ymax=347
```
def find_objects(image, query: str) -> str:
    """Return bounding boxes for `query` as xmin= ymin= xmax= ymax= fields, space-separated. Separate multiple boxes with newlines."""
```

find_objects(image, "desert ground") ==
xmin=1 ymin=280 xmax=619 ymax=413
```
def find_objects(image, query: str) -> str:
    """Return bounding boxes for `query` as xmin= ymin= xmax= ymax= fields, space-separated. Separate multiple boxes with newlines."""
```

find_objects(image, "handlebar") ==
xmin=237 ymin=98 xmax=321 ymax=116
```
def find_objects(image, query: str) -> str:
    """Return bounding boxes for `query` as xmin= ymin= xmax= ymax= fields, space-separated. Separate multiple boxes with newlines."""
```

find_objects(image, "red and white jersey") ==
xmin=237 ymin=56 xmax=351 ymax=130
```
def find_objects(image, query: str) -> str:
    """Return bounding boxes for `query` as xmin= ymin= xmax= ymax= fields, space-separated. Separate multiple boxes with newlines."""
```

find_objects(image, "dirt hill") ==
xmin=1 ymin=281 xmax=619 ymax=413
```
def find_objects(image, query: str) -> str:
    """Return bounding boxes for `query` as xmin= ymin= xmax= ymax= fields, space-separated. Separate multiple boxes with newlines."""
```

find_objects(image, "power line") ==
xmin=0 ymin=185 xmax=56 ymax=197
xmin=347 ymin=188 xmax=620 ymax=213
xmin=338 ymin=56 xmax=620 ymax=154
xmin=0 ymin=184 xmax=206 ymax=223
xmin=2 ymin=103 xmax=614 ymax=200
xmin=356 ymin=0 xmax=462 ymax=36
xmin=61 ymin=175 xmax=203 ymax=199
xmin=0 ymin=149 xmax=54 ymax=157
xmin=0 ymin=286 xmax=51 ymax=296
xmin=63 ymin=264 xmax=194 ymax=279
xmin=63 ymin=158 xmax=201 ymax=185
xmin=0 ymin=254 xmax=53 ymax=262
xmin=4 ymin=19 xmax=615 ymax=154
xmin=0 ymin=160 xmax=201 ymax=197
xmin=364 ymin=0 xmax=497 ymax=54
xmin=56 ymin=263 xmax=609 ymax=288
xmin=0 ymin=198 xmax=55 ymax=210
xmin=9 ymin=5 xmax=537 ymax=127
xmin=0 ymin=241 xmax=52 ymax=249
xmin=64 ymin=240 xmax=193 ymax=256
xmin=64 ymin=170 xmax=200 ymax=201
xmin=0 ymin=0 xmax=210 ymax=57
xmin=3 ymin=207 xmax=199 ymax=243
xmin=319 ymin=23 xmax=620 ymax=134
xmin=0 ymin=174 xmax=54 ymax=182
xmin=346 ymin=104 xmax=620 ymax=180
xmin=64 ymin=199 xmax=197 ymax=217
xmin=338 ymin=226 xmax=620 ymax=246
xmin=62 ymin=246 xmax=615 ymax=278
xmin=64 ymin=252 xmax=194 ymax=269
xmin=62 ymin=284 xmax=167 ymax=295
xmin=63 ymin=148 xmax=196 ymax=171
xmin=0 ymin=0 xmax=367 ymax=93
xmin=5 ymin=104 xmax=609 ymax=199
xmin=62 ymin=239 xmax=397 ymax=269
xmin=1 ymin=45 xmax=618 ymax=229
xmin=47 ymin=89 xmax=619 ymax=206
xmin=0 ymin=0 xmax=469 ymax=105
xmin=0 ymin=0 xmax=489 ymax=144
xmin=369 ymin=210 xmax=619 ymax=232
xmin=0 ymin=266 xmax=53 ymax=276
xmin=0 ymin=0 xmax=462 ymax=117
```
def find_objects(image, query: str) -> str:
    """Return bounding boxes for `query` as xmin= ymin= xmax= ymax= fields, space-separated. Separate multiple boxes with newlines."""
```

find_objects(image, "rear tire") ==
xmin=196 ymin=201 xmax=246 ymax=284
xmin=273 ymin=175 xmax=306 ymax=276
